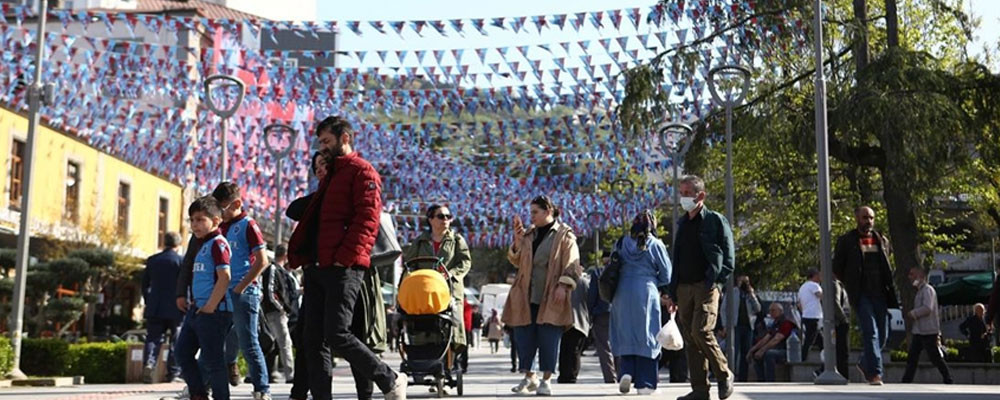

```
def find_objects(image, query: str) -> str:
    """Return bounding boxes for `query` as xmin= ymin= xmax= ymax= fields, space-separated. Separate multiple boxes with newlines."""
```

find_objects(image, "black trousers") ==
xmin=801 ymin=318 xmax=823 ymax=361
xmin=658 ymin=348 xmax=688 ymax=383
xmin=557 ymin=329 xmax=587 ymax=383
xmin=460 ymin=329 xmax=473 ymax=371
xmin=304 ymin=266 xmax=396 ymax=400
xmin=508 ymin=329 xmax=518 ymax=371
xmin=902 ymin=334 xmax=952 ymax=384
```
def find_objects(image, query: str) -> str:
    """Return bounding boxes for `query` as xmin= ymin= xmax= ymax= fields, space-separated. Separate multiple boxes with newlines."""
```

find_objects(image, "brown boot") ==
xmin=228 ymin=363 xmax=240 ymax=387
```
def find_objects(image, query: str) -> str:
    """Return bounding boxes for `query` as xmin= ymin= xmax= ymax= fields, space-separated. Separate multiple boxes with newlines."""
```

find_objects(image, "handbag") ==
xmin=656 ymin=314 xmax=684 ymax=351
xmin=370 ymin=212 xmax=402 ymax=268
xmin=597 ymin=238 xmax=624 ymax=302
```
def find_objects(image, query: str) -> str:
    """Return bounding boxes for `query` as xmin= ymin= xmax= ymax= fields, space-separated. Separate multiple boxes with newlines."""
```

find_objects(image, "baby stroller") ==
xmin=396 ymin=256 xmax=464 ymax=397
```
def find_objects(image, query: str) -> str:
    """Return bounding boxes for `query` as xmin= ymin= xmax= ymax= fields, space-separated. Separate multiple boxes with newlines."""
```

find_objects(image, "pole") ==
xmin=672 ymin=156 xmax=679 ymax=257
xmin=7 ymin=0 xmax=48 ymax=380
xmin=813 ymin=0 xmax=847 ymax=384
xmin=274 ymin=158 xmax=283 ymax=245
xmin=723 ymin=104 xmax=737 ymax=367
xmin=221 ymin=118 xmax=228 ymax=182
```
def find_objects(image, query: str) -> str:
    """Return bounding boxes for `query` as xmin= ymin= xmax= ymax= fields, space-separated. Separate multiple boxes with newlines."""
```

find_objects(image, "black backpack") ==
xmin=597 ymin=238 xmax=624 ymax=302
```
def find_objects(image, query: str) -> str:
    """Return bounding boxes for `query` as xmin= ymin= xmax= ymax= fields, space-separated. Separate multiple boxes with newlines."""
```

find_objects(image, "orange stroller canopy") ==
xmin=398 ymin=269 xmax=451 ymax=315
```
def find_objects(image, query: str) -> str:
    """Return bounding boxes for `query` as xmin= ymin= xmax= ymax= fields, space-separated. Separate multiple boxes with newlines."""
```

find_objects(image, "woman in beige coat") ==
xmin=502 ymin=195 xmax=581 ymax=396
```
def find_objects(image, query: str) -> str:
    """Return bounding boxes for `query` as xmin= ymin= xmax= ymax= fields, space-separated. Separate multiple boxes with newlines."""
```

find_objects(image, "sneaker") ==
xmin=619 ymin=374 xmax=632 ymax=394
xmin=385 ymin=372 xmax=408 ymax=400
xmin=228 ymin=363 xmax=240 ymax=387
xmin=536 ymin=379 xmax=551 ymax=396
xmin=511 ymin=377 xmax=539 ymax=394
xmin=252 ymin=392 xmax=272 ymax=400
xmin=718 ymin=371 xmax=734 ymax=399
xmin=176 ymin=385 xmax=191 ymax=400
xmin=142 ymin=366 xmax=155 ymax=384
xmin=869 ymin=375 xmax=883 ymax=386
xmin=637 ymin=388 xmax=659 ymax=395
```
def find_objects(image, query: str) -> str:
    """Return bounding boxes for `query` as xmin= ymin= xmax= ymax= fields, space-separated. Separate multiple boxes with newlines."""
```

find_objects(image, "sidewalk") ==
xmin=1 ymin=344 xmax=999 ymax=400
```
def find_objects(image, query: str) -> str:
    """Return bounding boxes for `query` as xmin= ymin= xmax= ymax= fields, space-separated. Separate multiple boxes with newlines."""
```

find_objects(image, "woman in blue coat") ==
xmin=610 ymin=211 xmax=672 ymax=395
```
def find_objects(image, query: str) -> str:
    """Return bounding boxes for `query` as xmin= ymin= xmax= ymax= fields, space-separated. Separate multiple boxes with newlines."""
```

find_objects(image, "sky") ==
xmin=316 ymin=0 xmax=1000 ymax=66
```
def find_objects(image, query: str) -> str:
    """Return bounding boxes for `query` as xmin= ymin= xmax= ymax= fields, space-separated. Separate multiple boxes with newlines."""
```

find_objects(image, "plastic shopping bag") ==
xmin=656 ymin=314 xmax=684 ymax=351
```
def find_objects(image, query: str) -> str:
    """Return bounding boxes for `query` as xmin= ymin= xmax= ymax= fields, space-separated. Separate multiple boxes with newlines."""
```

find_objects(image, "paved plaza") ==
xmin=0 ymin=345 xmax=998 ymax=400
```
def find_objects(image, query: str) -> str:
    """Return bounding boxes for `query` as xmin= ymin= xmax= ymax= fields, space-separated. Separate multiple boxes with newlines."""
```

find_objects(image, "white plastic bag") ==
xmin=657 ymin=314 xmax=684 ymax=351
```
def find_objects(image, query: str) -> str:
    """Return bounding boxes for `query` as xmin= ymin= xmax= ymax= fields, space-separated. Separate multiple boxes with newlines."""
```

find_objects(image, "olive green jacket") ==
xmin=403 ymin=229 xmax=473 ymax=346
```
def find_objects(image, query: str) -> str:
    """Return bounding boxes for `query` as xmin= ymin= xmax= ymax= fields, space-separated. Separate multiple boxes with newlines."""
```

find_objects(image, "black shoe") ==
xmin=228 ymin=363 xmax=240 ymax=387
xmin=718 ymin=372 xmax=734 ymax=400
xmin=244 ymin=376 xmax=252 ymax=384
xmin=677 ymin=391 xmax=710 ymax=400
xmin=511 ymin=368 xmax=517 ymax=373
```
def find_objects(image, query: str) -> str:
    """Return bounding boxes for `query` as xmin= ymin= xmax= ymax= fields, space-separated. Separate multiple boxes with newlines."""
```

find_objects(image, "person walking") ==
xmin=659 ymin=298 xmax=688 ymax=383
xmin=261 ymin=245 xmax=295 ymax=383
xmin=668 ymin=175 xmax=735 ymax=400
xmin=901 ymin=268 xmax=953 ymax=384
xmin=721 ymin=274 xmax=761 ymax=382
xmin=287 ymin=116 xmax=407 ymax=400
xmin=486 ymin=309 xmax=504 ymax=354
xmin=797 ymin=269 xmax=823 ymax=361
xmin=610 ymin=211 xmax=672 ymax=395
xmin=142 ymin=232 xmax=184 ymax=383
xmin=503 ymin=195 xmax=582 ymax=396
xmin=587 ymin=249 xmax=617 ymax=384
xmin=557 ymin=272 xmax=591 ymax=384
xmin=959 ymin=304 xmax=990 ymax=362
xmin=832 ymin=206 xmax=900 ymax=386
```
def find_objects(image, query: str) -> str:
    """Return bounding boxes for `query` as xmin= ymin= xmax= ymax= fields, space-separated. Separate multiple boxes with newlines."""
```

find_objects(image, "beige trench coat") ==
xmin=501 ymin=221 xmax=582 ymax=328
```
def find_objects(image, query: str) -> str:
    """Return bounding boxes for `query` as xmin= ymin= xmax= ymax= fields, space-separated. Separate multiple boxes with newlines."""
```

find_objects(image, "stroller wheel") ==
xmin=456 ymin=369 xmax=464 ymax=396
xmin=436 ymin=378 xmax=446 ymax=398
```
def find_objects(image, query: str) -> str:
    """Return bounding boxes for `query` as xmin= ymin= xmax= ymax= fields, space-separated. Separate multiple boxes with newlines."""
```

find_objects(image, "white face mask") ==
xmin=680 ymin=196 xmax=698 ymax=212
xmin=912 ymin=279 xmax=921 ymax=287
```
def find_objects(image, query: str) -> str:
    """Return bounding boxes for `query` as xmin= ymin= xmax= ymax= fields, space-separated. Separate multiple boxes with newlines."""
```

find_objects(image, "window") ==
xmin=8 ymin=139 xmax=24 ymax=211
xmin=117 ymin=182 xmax=130 ymax=233
xmin=64 ymin=161 xmax=80 ymax=224
xmin=157 ymin=197 xmax=168 ymax=248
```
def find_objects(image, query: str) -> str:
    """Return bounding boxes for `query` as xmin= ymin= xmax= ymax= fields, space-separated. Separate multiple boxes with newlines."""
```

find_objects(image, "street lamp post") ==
xmin=812 ymin=0 xmax=848 ymax=385
xmin=7 ymin=0 xmax=49 ymax=380
xmin=658 ymin=121 xmax=695 ymax=257
xmin=610 ymin=178 xmax=635 ymax=226
xmin=203 ymin=75 xmax=246 ymax=183
xmin=262 ymin=123 xmax=300 ymax=247
xmin=707 ymin=64 xmax=751 ymax=365
xmin=587 ymin=211 xmax=607 ymax=267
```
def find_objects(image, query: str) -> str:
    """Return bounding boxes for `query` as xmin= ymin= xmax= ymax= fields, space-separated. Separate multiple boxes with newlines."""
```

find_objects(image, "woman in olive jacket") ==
xmin=402 ymin=204 xmax=473 ymax=350
xmin=503 ymin=195 xmax=582 ymax=396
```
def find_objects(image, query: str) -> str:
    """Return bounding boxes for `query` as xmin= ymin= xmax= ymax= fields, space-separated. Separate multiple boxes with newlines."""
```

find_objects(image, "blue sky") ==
xmin=316 ymin=0 xmax=1000 ymax=66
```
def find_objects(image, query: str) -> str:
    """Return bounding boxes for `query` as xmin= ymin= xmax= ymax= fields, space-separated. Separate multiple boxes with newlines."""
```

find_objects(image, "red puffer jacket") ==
xmin=288 ymin=152 xmax=382 ymax=269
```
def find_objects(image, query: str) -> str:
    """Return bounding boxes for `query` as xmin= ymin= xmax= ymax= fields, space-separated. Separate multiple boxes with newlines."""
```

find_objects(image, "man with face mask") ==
xmin=901 ymin=268 xmax=952 ymax=384
xmin=832 ymin=206 xmax=900 ymax=386
xmin=666 ymin=175 xmax=735 ymax=400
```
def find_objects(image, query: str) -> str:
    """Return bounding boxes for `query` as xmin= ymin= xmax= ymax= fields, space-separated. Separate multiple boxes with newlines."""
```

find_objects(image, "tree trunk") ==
xmin=853 ymin=0 xmax=870 ymax=71
xmin=885 ymin=0 xmax=900 ymax=48
xmin=881 ymin=169 xmax=919 ymax=317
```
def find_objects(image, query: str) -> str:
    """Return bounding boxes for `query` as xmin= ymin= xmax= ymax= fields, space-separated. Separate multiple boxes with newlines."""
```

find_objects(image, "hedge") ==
xmin=66 ymin=342 xmax=128 ymax=383
xmin=0 ymin=336 xmax=12 ymax=375
xmin=22 ymin=338 xmax=70 ymax=376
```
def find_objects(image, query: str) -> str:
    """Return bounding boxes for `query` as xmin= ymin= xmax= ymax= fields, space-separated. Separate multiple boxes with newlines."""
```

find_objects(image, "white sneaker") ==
xmin=252 ymin=392 xmax=272 ymax=400
xmin=511 ymin=377 xmax=539 ymax=394
xmin=386 ymin=373 xmax=408 ymax=400
xmin=536 ymin=379 xmax=551 ymax=396
xmin=637 ymin=388 xmax=659 ymax=395
xmin=619 ymin=374 xmax=632 ymax=394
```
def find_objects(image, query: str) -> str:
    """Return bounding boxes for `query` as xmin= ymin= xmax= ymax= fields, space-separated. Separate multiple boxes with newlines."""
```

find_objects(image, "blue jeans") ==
xmin=753 ymin=349 xmax=786 ymax=382
xmin=513 ymin=304 xmax=563 ymax=373
xmin=855 ymin=294 xmax=889 ymax=379
xmin=618 ymin=355 xmax=659 ymax=389
xmin=733 ymin=325 xmax=753 ymax=382
xmin=143 ymin=317 xmax=180 ymax=378
xmin=224 ymin=284 xmax=269 ymax=393
xmin=176 ymin=308 xmax=233 ymax=400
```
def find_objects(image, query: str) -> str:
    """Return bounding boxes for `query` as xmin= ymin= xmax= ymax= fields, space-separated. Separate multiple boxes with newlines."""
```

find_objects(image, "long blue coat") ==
xmin=609 ymin=235 xmax=672 ymax=359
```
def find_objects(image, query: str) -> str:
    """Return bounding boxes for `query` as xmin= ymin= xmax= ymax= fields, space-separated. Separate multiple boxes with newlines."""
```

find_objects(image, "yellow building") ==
xmin=0 ymin=105 xmax=185 ymax=257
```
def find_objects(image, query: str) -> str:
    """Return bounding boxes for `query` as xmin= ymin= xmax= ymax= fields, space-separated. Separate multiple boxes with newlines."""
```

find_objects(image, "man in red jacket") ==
xmin=287 ymin=116 xmax=407 ymax=400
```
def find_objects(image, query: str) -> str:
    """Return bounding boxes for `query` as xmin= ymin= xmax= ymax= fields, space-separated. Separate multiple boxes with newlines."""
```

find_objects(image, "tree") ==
xmin=620 ymin=0 xmax=1000 ymax=304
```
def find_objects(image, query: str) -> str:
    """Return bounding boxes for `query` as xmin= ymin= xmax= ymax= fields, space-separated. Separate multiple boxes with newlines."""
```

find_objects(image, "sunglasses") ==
xmin=434 ymin=214 xmax=453 ymax=220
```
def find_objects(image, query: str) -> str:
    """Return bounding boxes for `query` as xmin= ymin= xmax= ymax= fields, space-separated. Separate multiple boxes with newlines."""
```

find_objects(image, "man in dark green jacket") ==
xmin=669 ymin=175 xmax=735 ymax=400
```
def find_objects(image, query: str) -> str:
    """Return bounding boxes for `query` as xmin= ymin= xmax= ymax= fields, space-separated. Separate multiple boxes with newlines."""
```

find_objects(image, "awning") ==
xmin=934 ymin=272 xmax=996 ymax=306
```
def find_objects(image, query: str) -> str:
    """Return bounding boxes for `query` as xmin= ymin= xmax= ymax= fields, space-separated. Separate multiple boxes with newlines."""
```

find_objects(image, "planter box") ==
xmin=11 ymin=377 xmax=75 ymax=387
xmin=784 ymin=360 xmax=1000 ymax=384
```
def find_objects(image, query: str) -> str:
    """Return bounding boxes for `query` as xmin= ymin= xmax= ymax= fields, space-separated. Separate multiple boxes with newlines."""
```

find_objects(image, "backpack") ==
xmin=597 ymin=238 xmax=624 ymax=302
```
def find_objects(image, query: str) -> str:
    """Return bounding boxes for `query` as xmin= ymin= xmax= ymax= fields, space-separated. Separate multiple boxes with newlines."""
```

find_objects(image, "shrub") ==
xmin=993 ymin=347 xmax=1000 ymax=363
xmin=890 ymin=349 xmax=909 ymax=362
xmin=943 ymin=346 xmax=961 ymax=362
xmin=0 ymin=336 xmax=13 ymax=375
xmin=66 ymin=342 xmax=128 ymax=383
xmin=22 ymin=338 xmax=70 ymax=376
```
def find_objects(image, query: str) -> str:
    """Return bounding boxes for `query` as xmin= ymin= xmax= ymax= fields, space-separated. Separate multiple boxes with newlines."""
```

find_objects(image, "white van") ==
xmin=478 ymin=283 xmax=511 ymax=320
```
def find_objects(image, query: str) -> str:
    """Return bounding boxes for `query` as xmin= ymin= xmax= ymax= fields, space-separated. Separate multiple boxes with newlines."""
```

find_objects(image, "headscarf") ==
xmin=630 ymin=210 xmax=656 ymax=250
